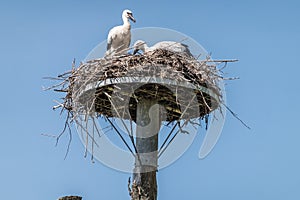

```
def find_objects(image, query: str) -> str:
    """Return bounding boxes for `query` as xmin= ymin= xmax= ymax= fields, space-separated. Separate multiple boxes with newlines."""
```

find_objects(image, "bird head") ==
xmin=123 ymin=9 xmax=136 ymax=23
xmin=133 ymin=40 xmax=146 ymax=55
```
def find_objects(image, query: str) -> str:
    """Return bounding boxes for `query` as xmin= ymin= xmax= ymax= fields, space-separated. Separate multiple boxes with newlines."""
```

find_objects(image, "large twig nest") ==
xmin=67 ymin=49 xmax=223 ymax=122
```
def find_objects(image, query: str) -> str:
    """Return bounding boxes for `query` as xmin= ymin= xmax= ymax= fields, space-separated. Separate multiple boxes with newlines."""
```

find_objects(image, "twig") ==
xmin=222 ymin=103 xmax=251 ymax=130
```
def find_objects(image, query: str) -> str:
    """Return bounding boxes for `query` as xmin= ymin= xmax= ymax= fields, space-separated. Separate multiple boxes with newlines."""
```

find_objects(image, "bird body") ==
xmin=133 ymin=40 xmax=193 ymax=57
xmin=106 ymin=9 xmax=136 ymax=56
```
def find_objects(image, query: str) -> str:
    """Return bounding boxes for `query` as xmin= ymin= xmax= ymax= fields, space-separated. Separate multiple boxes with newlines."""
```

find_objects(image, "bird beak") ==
xmin=129 ymin=14 xmax=136 ymax=23
xmin=133 ymin=48 xmax=139 ymax=55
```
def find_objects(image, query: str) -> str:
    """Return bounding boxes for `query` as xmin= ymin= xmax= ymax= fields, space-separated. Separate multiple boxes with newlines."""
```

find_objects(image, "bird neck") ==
xmin=143 ymin=44 xmax=149 ymax=52
xmin=122 ymin=16 xmax=131 ymax=29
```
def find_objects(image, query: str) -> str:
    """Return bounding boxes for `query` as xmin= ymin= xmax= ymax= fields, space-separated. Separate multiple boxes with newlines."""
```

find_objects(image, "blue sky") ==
xmin=1 ymin=0 xmax=300 ymax=199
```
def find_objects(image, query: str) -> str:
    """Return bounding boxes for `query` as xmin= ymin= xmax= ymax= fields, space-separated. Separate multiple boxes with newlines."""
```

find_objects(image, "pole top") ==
xmin=58 ymin=196 xmax=82 ymax=200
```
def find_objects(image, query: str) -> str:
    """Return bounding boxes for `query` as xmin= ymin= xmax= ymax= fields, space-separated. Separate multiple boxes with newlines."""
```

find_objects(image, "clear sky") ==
xmin=1 ymin=0 xmax=300 ymax=199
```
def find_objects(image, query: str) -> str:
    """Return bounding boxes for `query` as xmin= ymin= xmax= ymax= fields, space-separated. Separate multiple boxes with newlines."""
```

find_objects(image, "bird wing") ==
xmin=106 ymin=25 xmax=131 ymax=55
xmin=124 ymin=31 xmax=131 ymax=51
xmin=106 ymin=26 xmax=120 ymax=51
xmin=116 ymin=30 xmax=131 ymax=54
xmin=181 ymin=43 xmax=193 ymax=57
xmin=107 ymin=38 xmax=112 ymax=51
xmin=155 ymin=41 xmax=193 ymax=57
xmin=106 ymin=29 xmax=114 ymax=51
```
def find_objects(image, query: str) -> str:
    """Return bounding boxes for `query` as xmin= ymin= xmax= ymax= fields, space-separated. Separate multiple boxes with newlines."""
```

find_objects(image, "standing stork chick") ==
xmin=133 ymin=40 xmax=193 ymax=58
xmin=105 ymin=9 xmax=136 ymax=56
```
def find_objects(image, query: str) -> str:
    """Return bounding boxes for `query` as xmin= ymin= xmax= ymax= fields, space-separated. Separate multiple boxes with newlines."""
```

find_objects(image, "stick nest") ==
xmin=53 ymin=49 xmax=225 ymax=123
xmin=45 ymin=49 xmax=247 ymax=160
xmin=61 ymin=49 xmax=222 ymax=121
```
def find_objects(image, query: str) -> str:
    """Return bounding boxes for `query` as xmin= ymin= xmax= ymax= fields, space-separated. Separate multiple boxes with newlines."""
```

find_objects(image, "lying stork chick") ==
xmin=105 ymin=9 xmax=136 ymax=57
xmin=133 ymin=40 xmax=193 ymax=58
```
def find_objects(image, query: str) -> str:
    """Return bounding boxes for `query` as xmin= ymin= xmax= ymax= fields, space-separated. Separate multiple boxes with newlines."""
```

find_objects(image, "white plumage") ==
xmin=105 ymin=9 xmax=136 ymax=56
xmin=133 ymin=40 xmax=193 ymax=57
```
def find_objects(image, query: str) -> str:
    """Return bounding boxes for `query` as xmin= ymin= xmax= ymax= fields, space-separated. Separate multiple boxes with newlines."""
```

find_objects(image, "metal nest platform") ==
xmin=69 ymin=49 xmax=223 ymax=122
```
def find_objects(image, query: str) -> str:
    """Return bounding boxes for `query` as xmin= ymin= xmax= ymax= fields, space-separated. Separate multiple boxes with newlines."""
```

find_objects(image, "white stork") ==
xmin=105 ymin=9 xmax=136 ymax=56
xmin=133 ymin=40 xmax=193 ymax=57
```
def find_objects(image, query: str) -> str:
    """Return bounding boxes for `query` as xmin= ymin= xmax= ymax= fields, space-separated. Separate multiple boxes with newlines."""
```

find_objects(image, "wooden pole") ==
xmin=131 ymin=100 xmax=160 ymax=200
xmin=58 ymin=196 xmax=82 ymax=200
